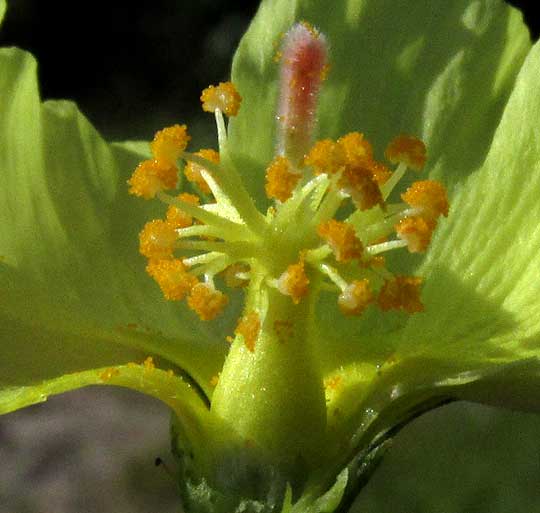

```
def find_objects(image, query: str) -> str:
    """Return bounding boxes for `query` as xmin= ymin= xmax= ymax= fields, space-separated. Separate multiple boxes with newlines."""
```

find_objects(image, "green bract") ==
xmin=1 ymin=0 xmax=540 ymax=512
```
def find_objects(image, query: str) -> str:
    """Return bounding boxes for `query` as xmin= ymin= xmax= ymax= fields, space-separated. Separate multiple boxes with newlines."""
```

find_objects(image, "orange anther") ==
xmin=304 ymin=139 xmax=346 ymax=175
xmin=150 ymin=124 xmax=190 ymax=166
xmin=368 ymin=160 xmax=392 ymax=185
xmin=338 ymin=279 xmax=373 ymax=316
xmin=385 ymin=135 xmax=426 ymax=171
xmin=146 ymin=258 xmax=198 ymax=300
xmin=277 ymin=259 xmax=310 ymax=304
xmin=166 ymin=193 xmax=201 ymax=228
xmin=340 ymin=165 xmax=383 ymax=211
xmin=317 ymin=219 xmax=363 ymax=262
xmin=401 ymin=180 xmax=449 ymax=219
xmin=378 ymin=276 xmax=424 ymax=313
xmin=395 ymin=216 xmax=436 ymax=253
xmin=265 ymin=156 xmax=302 ymax=202
xmin=187 ymin=283 xmax=229 ymax=321
xmin=235 ymin=311 xmax=261 ymax=352
xmin=128 ymin=159 xmax=178 ymax=199
xmin=337 ymin=132 xmax=373 ymax=166
xmin=201 ymin=82 xmax=242 ymax=117
xmin=139 ymin=220 xmax=177 ymax=260
xmin=184 ymin=149 xmax=220 ymax=195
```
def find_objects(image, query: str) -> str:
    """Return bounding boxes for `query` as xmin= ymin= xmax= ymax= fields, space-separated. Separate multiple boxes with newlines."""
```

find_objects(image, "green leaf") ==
xmin=0 ymin=0 xmax=5 ymax=26
xmin=0 ymin=47 xmax=227 ymax=400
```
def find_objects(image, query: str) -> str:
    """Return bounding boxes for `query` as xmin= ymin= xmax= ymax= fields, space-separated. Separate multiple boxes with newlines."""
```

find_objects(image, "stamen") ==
xmin=338 ymin=279 xmax=373 ymax=316
xmin=337 ymin=132 xmax=373 ymax=166
xmin=319 ymin=263 xmax=348 ymax=291
xmin=385 ymin=135 xmax=426 ymax=171
xmin=146 ymin=259 xmax=198 ymax=301
xmin=235 ymin=311 xmax=261 ymax=352
xmin=401 ymin=180 xmax=449 ymax=219
xmin=277 ymin=258 xmax=310 ymax=304
xmin=201 ymin=82 xmax=242 ymax=117
xmin=366 ymin=239 xmax=408 ymax=255
xmin=166 ymin=192 xmax=200 ymax=228
xmin=128 ymin=159 xmax=178 ymax=199
xmin=184 ymin=149 xmax=220 ymax=194
xmin=395 ymin=216 xmax=436 ymax=253
xmin=304 ymin=139 xmax=346 ymax=175
xmin=182 ymin=252 xmax=223 ymax=268
xmin=340 ymin=165 xmax=383 ymax=211
xmin=265 ymin=156 xmax=302 ymax=202
xmin=150 ymin=124 xmax=191 ymax=166
xmin=381 ymin=162 xmax=407 ymax=200
xmin=317 ymin=219 xmax=363 ymax=262
xmin=187 ymin=282 xmax=229 ymax=320
xmin=158 ymin=191 xmax=249 ymax=237
xmin=378 ymin=276 xmax=424 ymax=313
xmin=369 ymin=161 xmax=392 ymax=186
xmin=139 ymin=220 xmax=178 ymax=260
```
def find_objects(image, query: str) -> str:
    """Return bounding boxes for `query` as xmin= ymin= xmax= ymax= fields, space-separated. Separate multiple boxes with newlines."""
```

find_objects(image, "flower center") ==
xmin=127 ymin=21 xmax=449 ymax=351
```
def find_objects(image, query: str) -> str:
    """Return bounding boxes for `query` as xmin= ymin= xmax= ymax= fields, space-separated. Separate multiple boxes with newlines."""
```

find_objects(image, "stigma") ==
xmin=128 ymin=22 xmax=449 ymax=352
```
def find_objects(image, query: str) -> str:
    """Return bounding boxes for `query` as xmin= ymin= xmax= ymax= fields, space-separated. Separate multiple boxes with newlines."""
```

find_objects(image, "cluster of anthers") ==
xmin=128 ymin=22 xmax=449 ymax=352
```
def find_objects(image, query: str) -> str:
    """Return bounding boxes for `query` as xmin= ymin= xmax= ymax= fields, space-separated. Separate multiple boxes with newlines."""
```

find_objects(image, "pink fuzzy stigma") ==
xmin=276 ymin=22 xmax=328 ymax=164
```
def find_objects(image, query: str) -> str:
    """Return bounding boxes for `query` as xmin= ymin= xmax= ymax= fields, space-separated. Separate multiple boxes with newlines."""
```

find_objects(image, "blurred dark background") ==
xmin=0 ymin=0 xmax=261 ymax=143
xmin=1 ymin=1 xmax=540 ymax=512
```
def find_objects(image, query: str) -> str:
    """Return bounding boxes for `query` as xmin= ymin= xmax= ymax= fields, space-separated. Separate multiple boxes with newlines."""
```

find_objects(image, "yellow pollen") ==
xmin=146 ymin=258 xmax=198 ymax=301
xmin=99 ymin=367 xmax=120 ymax=382
xmin=338 ymin=279 xmax=373 ymax=316
xmin=166 ymin=192 xmax=201 ymax=228
xmin=143 ymin=356 xmax=155 ymax=372
xmin=128 ymin=159 xmax=178 ymax=199
xmin=150 ymin=124 xmax=191 ymax=166
xmin=340 ymin=165 xmax=383 ymax=211
xmin=265 ymin=156 xmax=302 ymax=202
xmin=337 ymin=132 xmax=373 ymax=166
xmin=317 ymin=219 xmax=363 ymax=262
xmin=277 ymin=259 xmax=310 ymax=304
xmin=210 ymin=374 xmax=220 ymax=387
xmin=385 ymin=135 xmax=427 ymax=171
xmin=395 ymin=216 xmax=436 ymax=253
xmin=235 ymin=311 xmax=261 ymax=352
xmin=184 ymin=149 xmax=220 ymax=194
xmin=187 ymin=283 xmax=229 ymax=321
xmin=139 ymin=220 xmax=178 ymax=260
xmin=201 ymin=82 xmax=242 ymax=117
xmin=304 ymin=139 xmax=346 ymax=175
xmin=401 ymin=180 xmax=449 ymax=219
xmin=378 ymin=276 xmax=424 ymax=313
